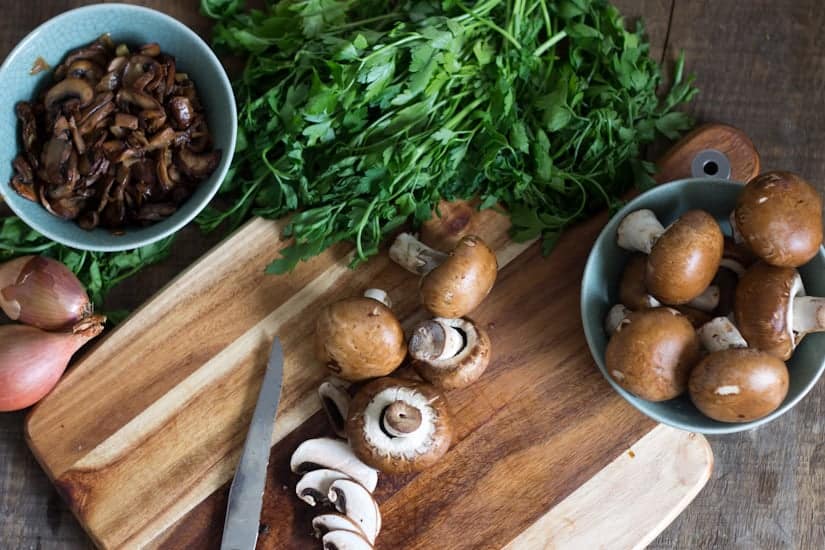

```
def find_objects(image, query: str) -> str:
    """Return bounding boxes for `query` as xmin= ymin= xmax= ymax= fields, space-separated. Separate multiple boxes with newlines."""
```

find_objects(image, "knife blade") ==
xmin=221 ymin=337 xmax=284 ymax=550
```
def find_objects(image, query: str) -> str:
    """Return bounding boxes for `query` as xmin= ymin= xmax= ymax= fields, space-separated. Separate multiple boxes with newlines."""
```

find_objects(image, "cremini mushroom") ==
xmin=322 ymin=527 xmax=375 ymax=550
xmin=315 ymin=289 xmax=406 ymax=381
xmin=408 ymin=317 xmax=491 ymax=389
xmin=734 ymin=262 xmax=825 ymax=360
xmin=290 ymin=437 xmax=378 ymax=492
xmin=389 ymin=233 xmax=497 ymax=318
xmin=346 ymin=377 xmax=453 ymax=474
xmin=731 ymin=171 xmax=823 ymax=267
xmin=605 ymin=308 xmax=701 ymax=401
xmin=690 ymin=320 xmax=789 ymax=422
xmin=327 ymin=479 xmax=381 ymax=544
xmin=604 ymin=304 xmax=631 ymax=336
xmin=296 ymin=468 xmax=350 ymax=506
xmin=44 ymin=78 xmax=95 ymax=111
xmin=619 ymin=254 xmax=720 ymax=312
xmin=419 ymin=199 xmax=481 ymax=251
xmin=617 ymin=209 xmax=723 ymax=304
xmin=319 ymin=377 xmax=351 ymax=438
xmin=312 ymin=513 xmax=369 ymax=541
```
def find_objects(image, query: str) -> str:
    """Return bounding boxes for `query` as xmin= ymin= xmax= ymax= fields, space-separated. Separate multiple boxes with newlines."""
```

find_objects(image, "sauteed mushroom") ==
xmin=8 ymin=35 xmax=221 ymax=231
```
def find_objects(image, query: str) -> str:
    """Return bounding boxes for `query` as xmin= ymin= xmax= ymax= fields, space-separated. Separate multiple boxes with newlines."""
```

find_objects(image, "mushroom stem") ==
xmin=793 ymin=296 xmax=825 ymax=340
xmin=686 ymin=285 xmax=720 ymax=313
xmin=363 ymin=288 xmax=391 ymax=309
xmin=318 ymin=378 xmax=351 ymax=438
xmin=408 ymin=319 xmax=465 ymax=361
xmin=383 ymin=401 xmax=423 ymax=437
xmin=389 ymin=233 xmax=449 ymax=275
xmin=605 ymin=304 xmax=632 ymax=336
xmin=698 ymin=316 xmax=748 ymax=353
xmin=617 ymin=209 xmax=665 ymax=254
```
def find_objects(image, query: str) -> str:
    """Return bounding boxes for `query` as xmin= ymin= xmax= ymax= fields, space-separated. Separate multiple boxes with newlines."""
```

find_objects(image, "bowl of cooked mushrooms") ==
xmin=0 ymin=4 xmax=236 ymax=251
xmin=582 ymin=172 xmax=825 ymax=434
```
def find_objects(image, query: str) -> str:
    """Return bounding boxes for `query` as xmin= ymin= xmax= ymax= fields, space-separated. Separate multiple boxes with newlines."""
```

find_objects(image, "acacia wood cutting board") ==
xmin=23 ymin=124 xmax=756 ymax=549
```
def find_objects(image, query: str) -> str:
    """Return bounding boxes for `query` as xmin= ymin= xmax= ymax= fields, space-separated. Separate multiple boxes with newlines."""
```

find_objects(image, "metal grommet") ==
xmin=691 ymin=149 xmax=732 ymax=180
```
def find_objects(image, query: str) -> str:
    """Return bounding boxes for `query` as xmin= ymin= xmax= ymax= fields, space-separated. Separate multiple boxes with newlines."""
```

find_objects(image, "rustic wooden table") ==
xmin=2 ymin=1 xmax=824 ymax=548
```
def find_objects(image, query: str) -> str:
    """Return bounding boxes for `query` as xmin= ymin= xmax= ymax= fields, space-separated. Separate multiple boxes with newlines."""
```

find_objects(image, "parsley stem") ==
xmin=533 ymin=30 xmax=567 ymax=57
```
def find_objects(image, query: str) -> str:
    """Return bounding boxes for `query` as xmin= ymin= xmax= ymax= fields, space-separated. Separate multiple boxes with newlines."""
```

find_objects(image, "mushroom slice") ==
xmin=66 ymin=60 xmax=104 ymax=83
xmin=176 ymin=147 xmax=222 ymax=179
xmin=116 ymin=88 xmax=162 ymax=112
xmin=319 ymin=378 xmax=351 ymax=438
xmin=295 ymin=468 xmax=349 ymax=506
xmin=327 ymin=479 xmax=381 ymax=544
xmin=347 ymin=377 xmax=453 ymax=474
xmin=322 ymin=529 xmax=374 ymax=550
xmin=409 ymin=317 xmax=491 ymax=389
xmin=290 ymin=438 xmax=378 ymax=492
xmin=168 ymin=96 xmax=196 ymax=129
xmin=390 ymin=233 xmax=497 ymax=318
xmin=312 ymin=513 xmax=368 ymax=540
xmin=44 ymin=78 xmax=95 ymax=112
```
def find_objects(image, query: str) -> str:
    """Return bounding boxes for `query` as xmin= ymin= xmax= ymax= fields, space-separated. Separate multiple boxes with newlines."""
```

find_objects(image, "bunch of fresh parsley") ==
xmin=199 ymin=0 xmax=697 ymax=272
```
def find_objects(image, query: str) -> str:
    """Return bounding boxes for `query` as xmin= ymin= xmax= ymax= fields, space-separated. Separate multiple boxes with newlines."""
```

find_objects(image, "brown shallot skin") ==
xmin=8 ymin=35 xmax=221 ymax=232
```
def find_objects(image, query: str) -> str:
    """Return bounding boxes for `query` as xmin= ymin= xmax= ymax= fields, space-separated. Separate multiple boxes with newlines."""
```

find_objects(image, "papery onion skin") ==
xmin=0 ymin=256 xmax=92 ymax=330
xmin=0 ymin=315 xmax=105 ymax=412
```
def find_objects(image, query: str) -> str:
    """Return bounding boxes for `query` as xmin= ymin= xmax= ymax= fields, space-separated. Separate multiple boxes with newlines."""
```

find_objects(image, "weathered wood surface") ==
xmin=1 ymin=0 xmax=823 ymax=549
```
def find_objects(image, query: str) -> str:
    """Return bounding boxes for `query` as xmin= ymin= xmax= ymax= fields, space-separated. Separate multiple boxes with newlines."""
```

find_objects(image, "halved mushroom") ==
xmin=313 ymin=513 xmax=370 ymax=541
xmin=690 ymin=321 xmax=789 ymax=422
xmin=327 ymin=479 xmax=381 ymax=544
xmin=296 ymin=468 xmax=350 ymax=506
xmin=347 ymin=377 xmax=453 ymax=474
xmin=390 ymin=233 xmax=497 ymax=318
xmin=409 ymin=317 xmax=491 ymax=389
xmin=617 ymin=209 xmax=723 ymax=305
xmin=290 ymin=438 xmax=378 ymax=492
xmin=732 ymin=171 xmax=823 ymax=267
xmin=735 ymin=262 xmax=825 ymax=360
xmin=319 ymin=378 xmax=351 ymax=438
xmin=605 ymin=308 xmax=701 ymax=401
xmin=316 ymin=289 xmax=406 ymax=381
xmin=322 ymin=528 xmax=374 ymax=550
xmin=45 ymin=78 xmax=95 ymax=112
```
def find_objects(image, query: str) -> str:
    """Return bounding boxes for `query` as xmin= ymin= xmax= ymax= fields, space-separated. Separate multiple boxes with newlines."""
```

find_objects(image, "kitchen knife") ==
xmin=220 ymin=337 xmax=284 ymax=550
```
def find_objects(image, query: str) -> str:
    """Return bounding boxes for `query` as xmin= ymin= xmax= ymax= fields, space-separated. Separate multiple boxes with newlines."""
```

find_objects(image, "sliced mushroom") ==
xmin=617 ymin=209 xmax=723 ymax=305
xmin=315 ymin=289 xmax=406 ymax=381
xmin=113 ymin=113 xmax=139 ymax=129
xmin=390 ymin=233 xmax=497 ymax=318
xmin=16 ymin=102 xmax=39 ymax=157
xmin=296 ymin=468 xmax=350 ymax=506
xmin=322 ymin=529 xmax=374 ymax=550
xmin=290 ymin=438 xmax=378 ymax=492
xmin=45 ymin=78 xmax=95 ymax=112
xmin=66 ymin=60 xmax=104 ymax=83
xmin=122 ymin=55 xmax=159 ymax=90
xmin=319 ymin=378 xmax=352 ymax=438
xmin=732 ymin=171 xmax=823 ymax=267
xmin=168 ymin=96 xmax=196 ymax=129
xmin=327 ymin=479 xmax=381 ymax=544
xmin=347 ymin=377 xmax=453 ymax=474
xmin=312 ymin=514 xmax=369 ymax=541
xmin=409 ymin=317 xmax=491 ymax=389
xmin=176 ymin=147 xmax=221 ymax=178
xmin=116 ymin=88 xmax=162 ymax=111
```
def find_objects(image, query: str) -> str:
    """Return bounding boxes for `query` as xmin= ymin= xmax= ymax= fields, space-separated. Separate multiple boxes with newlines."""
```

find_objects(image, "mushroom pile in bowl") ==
xmin=589 ymin=171 xmax=825 ymax=431
xmin=289 ymin=229 xmax=499 ymax=548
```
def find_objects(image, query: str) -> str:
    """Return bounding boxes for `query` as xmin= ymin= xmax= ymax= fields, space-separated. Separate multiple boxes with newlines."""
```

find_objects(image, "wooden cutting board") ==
xmin=25 ymin=124 xmax=756 ymax=549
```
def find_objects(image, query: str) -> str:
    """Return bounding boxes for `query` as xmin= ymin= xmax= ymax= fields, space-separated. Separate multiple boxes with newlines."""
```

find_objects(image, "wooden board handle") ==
xmin=655 ymin=123 xmax=761 ymax=184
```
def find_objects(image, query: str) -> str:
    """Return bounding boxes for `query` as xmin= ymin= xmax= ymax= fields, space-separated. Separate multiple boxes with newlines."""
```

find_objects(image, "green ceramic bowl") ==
xmin=0 ymin=4 xmax=236 ymax=251
xmin=582 ymin=178 xmax=825 ymax=434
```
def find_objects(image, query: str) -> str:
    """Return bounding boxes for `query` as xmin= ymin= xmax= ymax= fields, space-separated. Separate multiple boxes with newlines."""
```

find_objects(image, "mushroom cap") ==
xmin=411 ymin=318 xmax=492 ymax=390
xmin=734 ymin=262 xmax=802 ymax=360
xmin=420 ymin=199 xmax=480 ymax=252
xmin=646 ymin=210 xmax=724 ymax=305
xmin=689 ymin=348 xmax=789 ymax=422
xmin=605 ymin=308 xmax=701 ymax=401
xmin=420 ymin=235 xmax=497 ymax=318
xmin=734 ymin=171 xmax=823 ymax=267
xmin=619 ymin=254 xmax=659 ymax=310
xmin=289 ymin=437 xmax=378 ymax=492
xmin=346 ymin=377 xmax=453 ymax=474
xmin=316 ymin=297 xmax=406 ymax=381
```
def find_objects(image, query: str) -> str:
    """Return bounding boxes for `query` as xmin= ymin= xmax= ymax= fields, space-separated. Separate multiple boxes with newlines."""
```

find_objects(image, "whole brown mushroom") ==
xmin=408 ymin=317 xmax=491 ymax=389
xmin=605 ymin=308 xmax=701 ymax=401
xmin=346 ymin=377 xmax=453 ymax=474
xmin=617 ymin=209 xmax=724 ymax=305
xmin=389 ymin=233 xmax=497 ymax=318
xmin=315 ymin=289 xmax=406 ymax=381
xmin=732 ymin=171 xmax=823 ymax=267
xmin=619 ymin=254 xmax=719 ymax=313
xmin=735 ymin=262 xmax=825 ymax=360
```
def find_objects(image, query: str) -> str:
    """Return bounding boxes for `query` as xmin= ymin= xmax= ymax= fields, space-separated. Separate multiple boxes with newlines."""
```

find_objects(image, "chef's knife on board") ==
xmin=221 ymin=337 xmax=284 ymax=550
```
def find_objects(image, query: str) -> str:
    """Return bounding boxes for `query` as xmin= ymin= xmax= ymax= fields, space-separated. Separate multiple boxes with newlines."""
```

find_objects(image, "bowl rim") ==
xmin=0 ymin=2 xmax=237 ymax=252
xmin=581 ymin=177 xmax=825 ymax=434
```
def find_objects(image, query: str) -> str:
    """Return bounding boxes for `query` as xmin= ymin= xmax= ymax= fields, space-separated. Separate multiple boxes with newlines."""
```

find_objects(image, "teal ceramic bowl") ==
xmin=582 ymin=178 xmax=825 ymax=434
xmin=0 ymin=4 xmax=236 ymax=251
